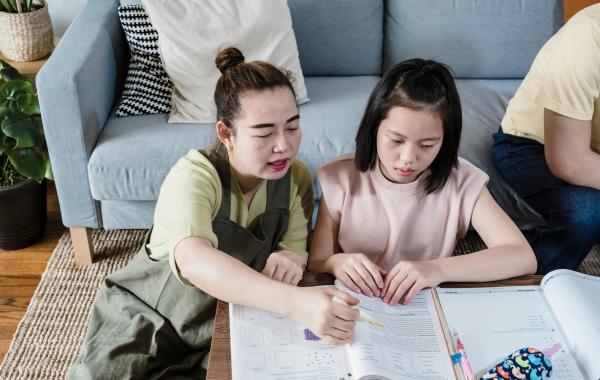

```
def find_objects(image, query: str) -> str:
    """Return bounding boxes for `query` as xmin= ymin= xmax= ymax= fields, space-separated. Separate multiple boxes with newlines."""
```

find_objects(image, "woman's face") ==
xmin=228 ymin=86 xmax=301 ymax=182
xmin=376 ymin=106 xmax=443 ymax=184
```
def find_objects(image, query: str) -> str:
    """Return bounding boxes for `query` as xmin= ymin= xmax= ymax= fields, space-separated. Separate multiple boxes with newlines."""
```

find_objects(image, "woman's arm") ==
xmin=174 ymin=236 xmax=360 ymax=345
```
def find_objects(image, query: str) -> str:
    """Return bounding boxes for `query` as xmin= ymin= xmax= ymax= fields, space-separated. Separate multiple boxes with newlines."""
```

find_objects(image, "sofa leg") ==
xmin=71 ymin=227 xmax=94 ymax=265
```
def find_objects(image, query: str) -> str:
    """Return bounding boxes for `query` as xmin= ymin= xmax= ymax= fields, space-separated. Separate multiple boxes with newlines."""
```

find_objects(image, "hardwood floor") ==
xmin=0 ymin=182 xmax=65 ymax=364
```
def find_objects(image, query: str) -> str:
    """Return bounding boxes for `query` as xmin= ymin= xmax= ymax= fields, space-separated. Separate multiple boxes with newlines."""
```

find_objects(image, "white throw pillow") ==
xmin=143 ymin=0 xmax=309 ymax=124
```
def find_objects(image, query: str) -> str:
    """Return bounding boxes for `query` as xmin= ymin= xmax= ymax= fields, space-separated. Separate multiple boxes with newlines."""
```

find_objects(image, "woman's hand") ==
xmin=325 ymin=253 xmax=386 ymax=297
xmin=261 ymin=250 xmax=305 ymax=286
xmin=381 ymin=260 xmax=444 ymax=306
xmin=291 ymin=287 xmax=360 ymax=346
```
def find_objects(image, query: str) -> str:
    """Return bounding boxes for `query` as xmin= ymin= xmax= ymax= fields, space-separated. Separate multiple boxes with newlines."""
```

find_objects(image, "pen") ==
xmin=332 ymin=295 xmax=385 ymax=328
xmin=453 ymin=330 xmax=474 ymax=380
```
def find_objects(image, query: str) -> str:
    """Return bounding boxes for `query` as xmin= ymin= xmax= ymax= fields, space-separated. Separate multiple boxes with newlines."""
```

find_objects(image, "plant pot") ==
xmin=0 ymin=3 xmax=54 ymax=62
xmin=0 ymin=178 xmax=47 ymax=250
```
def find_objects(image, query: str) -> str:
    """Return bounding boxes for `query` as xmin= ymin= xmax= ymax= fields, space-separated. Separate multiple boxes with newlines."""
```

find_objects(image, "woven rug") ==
xmin=1 ymin=230 xmax=599 ymax=379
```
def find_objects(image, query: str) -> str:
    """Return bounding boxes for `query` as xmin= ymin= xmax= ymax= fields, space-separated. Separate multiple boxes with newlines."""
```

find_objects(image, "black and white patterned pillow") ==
xmin=116 ymin=5 xmax=173 ymax=117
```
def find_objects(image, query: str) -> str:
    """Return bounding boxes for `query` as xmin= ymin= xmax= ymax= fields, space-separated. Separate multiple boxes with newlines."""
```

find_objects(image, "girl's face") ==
xmin=227 ymin=86 xmax=301 ymax=182
xmin=376 ymin=106 xmax=444 ymax=184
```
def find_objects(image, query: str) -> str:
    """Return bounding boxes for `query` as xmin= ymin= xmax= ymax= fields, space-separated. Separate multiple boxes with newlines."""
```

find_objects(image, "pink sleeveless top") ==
xmin=317 ymin=155 xmax=489 ymax=270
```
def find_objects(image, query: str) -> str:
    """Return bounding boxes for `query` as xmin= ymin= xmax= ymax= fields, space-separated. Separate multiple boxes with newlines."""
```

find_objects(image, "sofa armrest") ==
xmin=37 ymin=0 xmax=126 ymax=228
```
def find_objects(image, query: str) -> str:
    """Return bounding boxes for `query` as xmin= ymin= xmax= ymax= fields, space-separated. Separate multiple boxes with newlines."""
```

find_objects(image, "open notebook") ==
xmin=229 ymin=269 xmax=599 ymax=380
xmin=436 ymin=269 xmax=600 ymax=380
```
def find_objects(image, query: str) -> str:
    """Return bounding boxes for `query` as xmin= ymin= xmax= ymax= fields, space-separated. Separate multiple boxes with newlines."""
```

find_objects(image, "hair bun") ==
xmin=215 ymin=47 xmax=245 ymax=74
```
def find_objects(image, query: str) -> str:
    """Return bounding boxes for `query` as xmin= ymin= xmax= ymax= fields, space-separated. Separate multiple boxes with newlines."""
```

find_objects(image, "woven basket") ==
xmin=0 ymin=1 xmax=54 ymax=62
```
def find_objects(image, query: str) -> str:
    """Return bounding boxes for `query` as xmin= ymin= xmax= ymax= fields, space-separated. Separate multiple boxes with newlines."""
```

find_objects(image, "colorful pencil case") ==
xmin=479 ymin=347 xmax=553 ymax=380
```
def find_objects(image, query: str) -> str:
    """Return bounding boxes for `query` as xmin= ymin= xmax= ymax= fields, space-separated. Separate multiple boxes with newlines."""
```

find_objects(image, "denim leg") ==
xmin=492 ymin=128 xmax=600 ymax=274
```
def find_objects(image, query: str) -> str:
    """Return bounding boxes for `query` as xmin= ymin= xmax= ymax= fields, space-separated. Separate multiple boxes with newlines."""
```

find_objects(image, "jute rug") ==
xmin=0 ymin=229 xmax=599 ymax=379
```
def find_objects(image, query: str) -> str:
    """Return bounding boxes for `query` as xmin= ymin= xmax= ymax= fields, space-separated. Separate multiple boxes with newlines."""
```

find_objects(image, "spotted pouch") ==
xmin=480 ymin=347 xmax=552 ymax=380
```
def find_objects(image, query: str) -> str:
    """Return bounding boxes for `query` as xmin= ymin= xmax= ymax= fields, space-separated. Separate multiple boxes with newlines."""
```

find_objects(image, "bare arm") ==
xmin=436 ymin=187 xmax=537 ymax=282
xmin=309 ymin=198 xmax=386 ymax=296
xmin=544 ymin=108 xmax=600 ymax=190
xmin=308 ymin=198 xmax=341 ymax=273
xmin=175 ymin=237 xmax=297 ymax=314
xmin=174 ymin=236 xmax=360 ymax=345
xmin=382 ymin=186 xmax=537 ymax=305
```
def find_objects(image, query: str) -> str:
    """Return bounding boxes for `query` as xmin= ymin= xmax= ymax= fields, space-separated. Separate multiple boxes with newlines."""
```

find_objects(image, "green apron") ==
xmin=69 ymin=151 xmax=291 ymax=380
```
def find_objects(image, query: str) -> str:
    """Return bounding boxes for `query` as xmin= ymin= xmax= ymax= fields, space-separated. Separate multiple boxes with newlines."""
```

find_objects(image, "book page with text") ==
xmin=229 ymin=301 xmax=349 ymax=380
xmin=541 ymin=270 xmax=600 ymax=380
xmin=437 ymin=286 xmax=585 ymax=379
xmin=337 ymin=282 xmax=455 ymax=380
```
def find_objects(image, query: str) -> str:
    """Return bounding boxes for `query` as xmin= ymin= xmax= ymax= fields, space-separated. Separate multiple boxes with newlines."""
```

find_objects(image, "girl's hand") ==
xmin=261 ymin=250 xmax=305 ymax=286
xmin=381 ymin=260 xmax=444 ymax=306
xmin=291 ymin=287 xmax=360 ymax=346
xmin=326 ymin=253 xmax=387 ymax=297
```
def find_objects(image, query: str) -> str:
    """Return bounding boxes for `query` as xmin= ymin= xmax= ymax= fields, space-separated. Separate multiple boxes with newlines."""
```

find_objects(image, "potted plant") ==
xmin=0 ymin=59 xmax=52 ymax=249
xmin=0 ymin=0 xmax=54 ymax=62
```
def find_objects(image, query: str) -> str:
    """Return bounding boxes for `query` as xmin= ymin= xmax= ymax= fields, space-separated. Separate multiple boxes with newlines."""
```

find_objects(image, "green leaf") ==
xmin=24 ymin=0 xmax=31 ymax=12
xmin=3 ymin=135 xmax=16 ymax=150
xmin=16 ymin=93 xmax=39 ymax=116
xmin=0 ymin=0 xmax=15 ymax=12
xmin=6 ymin=148 xmax=45 ymax=182
xmin=0 ymin=65 xmax=20 ymax=82
xmin=0 ymin=79 xmax=34 ymax=99
xmin=1 ymin=117 xmax=38 ymax=148
xmin=0 ymin=103 xmax=12 ymax=120
xmin=44 ymin=154 xmax=53 ymax=181
xmin=0 ymin=131 xmax=6 ymax=155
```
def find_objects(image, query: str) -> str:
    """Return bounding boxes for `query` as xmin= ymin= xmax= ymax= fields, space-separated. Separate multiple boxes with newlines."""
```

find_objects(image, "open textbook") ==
xmin=437 ymin=269 xmax=600 ymax=380
xmin=229 ymin=270 xmax=600 ymax=380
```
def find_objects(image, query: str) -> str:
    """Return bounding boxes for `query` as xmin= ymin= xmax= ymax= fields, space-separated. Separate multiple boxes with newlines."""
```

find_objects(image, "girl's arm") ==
xmin=437 ymin=186 xmax=537 ymax=282
xmin=174 ymin=236 xmax=360 ymax=345
xmin=309 ymin=198 xmax=386 ymax=296
xmin=382 ymin=187 xmax=537 ymax=305
xmin=308 ymin=198 xmax=341 ymax=273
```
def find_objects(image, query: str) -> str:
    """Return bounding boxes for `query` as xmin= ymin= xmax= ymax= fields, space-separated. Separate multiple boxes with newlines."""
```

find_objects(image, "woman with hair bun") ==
xmin=69 ymin=47 xmax=360 ymax=379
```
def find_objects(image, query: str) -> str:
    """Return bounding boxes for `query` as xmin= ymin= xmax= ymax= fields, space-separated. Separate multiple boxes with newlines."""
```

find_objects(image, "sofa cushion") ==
xmin=120 ymin=0 xmax=383 ymax=77
xmin=90 ymin=76 xmax=543 ymax=228
xmin=88 ymin=76 xmax=380 ymax=201
xmin=456 ymin=79 xmax=544 ymax=227
xmin=288 ymin=0 xmax=383 ymax=76
xmin=384 ymin=0 xmax=563 ymax=78
xmin=143 ymin=0 xmax=309 ymax=124
xmin=115 ymin=4 xmax=172 ymax=117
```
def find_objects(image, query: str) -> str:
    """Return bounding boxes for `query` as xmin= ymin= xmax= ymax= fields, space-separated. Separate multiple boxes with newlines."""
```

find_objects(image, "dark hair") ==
xmin=214 ymin=47 xmax=297 ymax=128
xmin=355 ymin=58 xmax=462 ymax=193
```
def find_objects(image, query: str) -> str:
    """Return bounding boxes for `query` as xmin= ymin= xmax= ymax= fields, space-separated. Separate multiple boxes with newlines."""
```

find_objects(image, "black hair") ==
xmin=211 ymin=47 xmax=297 ymax=156
xmin=214 ymin=47 xmax=296 ymax=128
xmin=355 ymin=58 xmax=462 ymax=193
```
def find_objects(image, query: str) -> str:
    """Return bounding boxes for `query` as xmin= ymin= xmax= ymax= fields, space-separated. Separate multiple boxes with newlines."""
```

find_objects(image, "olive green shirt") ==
xmin=147 ymin=150 xmax=314 ymax=283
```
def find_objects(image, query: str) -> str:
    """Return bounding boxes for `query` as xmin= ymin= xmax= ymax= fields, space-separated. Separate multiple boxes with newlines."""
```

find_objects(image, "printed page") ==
xmin=541 ymin=269 xmax=600 ymax=380
xmin=437 ymin=286 xmax=585 ymax=379
xmin=336 ymin=282 xmax=456 ymax=380
xmin=229 ymin=301 xmax=349 ymax=380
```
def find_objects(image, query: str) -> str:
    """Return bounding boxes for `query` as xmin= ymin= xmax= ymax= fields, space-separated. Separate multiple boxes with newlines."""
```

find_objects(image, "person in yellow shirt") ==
xmin=492 ymin=4 xmax=600 ymax=274
xmin=69 ymin=47 xmax=360 ymax=379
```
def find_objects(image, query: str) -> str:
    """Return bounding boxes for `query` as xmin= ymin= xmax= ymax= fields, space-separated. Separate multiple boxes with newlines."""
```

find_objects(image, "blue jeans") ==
xmin=492 ymin=128 xmax=600 ymax=274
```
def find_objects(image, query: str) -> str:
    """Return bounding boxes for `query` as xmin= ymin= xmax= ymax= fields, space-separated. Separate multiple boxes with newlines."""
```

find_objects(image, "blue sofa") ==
xmin=37 ymin=0 xmax=563 ymax=264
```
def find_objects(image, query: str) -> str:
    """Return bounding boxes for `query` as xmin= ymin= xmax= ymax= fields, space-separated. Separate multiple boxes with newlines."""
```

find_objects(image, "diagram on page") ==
xmin=230 ymin=304 xmax=349 ymax=380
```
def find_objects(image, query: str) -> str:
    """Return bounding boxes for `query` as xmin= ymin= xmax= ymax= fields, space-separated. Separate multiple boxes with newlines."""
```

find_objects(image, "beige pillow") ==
xmin=143 ymin=0 xmax=309 ymax=124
